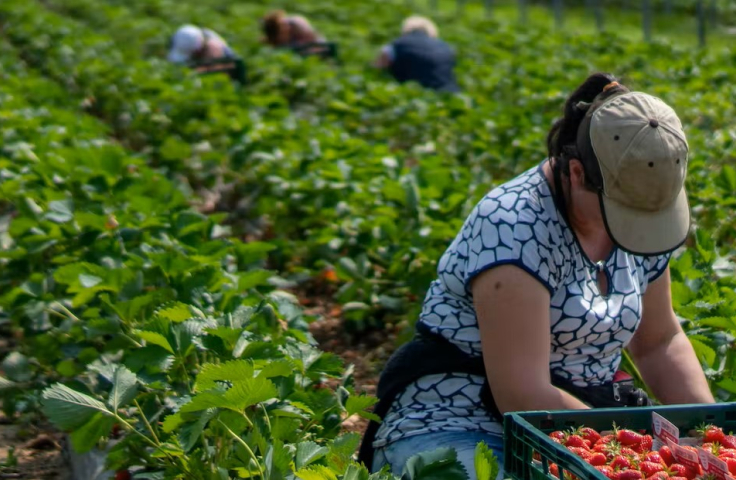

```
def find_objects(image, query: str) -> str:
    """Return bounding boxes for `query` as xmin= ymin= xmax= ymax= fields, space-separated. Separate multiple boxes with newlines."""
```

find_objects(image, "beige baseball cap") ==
xmin=577 ymin=90 xmax=690 ymax=255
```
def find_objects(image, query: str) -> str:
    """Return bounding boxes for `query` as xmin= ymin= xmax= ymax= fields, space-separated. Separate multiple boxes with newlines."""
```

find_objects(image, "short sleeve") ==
xmin=462 ymin=196 xmax=560 ymax=295
xmin=645 ymin=253 xmax=672 ymax=284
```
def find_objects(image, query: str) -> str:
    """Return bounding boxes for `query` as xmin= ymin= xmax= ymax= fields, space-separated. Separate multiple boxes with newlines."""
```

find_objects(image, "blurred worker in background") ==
xmin=375 ymin=15 xmax=460 ymax=93
xmin=261 ymin=10 xmax=326 ymax=49
xmin=167 ymin=24 xmax=235 ymax=65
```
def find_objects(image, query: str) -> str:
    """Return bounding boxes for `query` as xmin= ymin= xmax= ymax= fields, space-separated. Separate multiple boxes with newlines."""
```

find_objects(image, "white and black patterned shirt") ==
xmin=373 ymin=163 xmax=670 ymax=448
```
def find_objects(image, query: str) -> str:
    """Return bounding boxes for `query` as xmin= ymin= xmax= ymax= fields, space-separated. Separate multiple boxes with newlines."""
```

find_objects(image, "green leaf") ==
xmin=45 ymin=199 xmax=73 ymax=223
xmin=342 ymin=465 xmax=369 ymax=480
xmin=160 ymin=136 xmax=192 ymax=161
xmin=56 ymin=359 xmax=79 ymax=377
xmin=0 ymin=375 xmax=18 ymax=391
xmin=327 ymin=433 xmax=361 ymax=471
xmin=222 ymin=377 xmax=278 ymax=411
xmin=235 ymin=242 xmax=276 ymax=265
xmin=238 ymin=269 xmax=274 ymax=290
xmin=474 ymin=441 xmax=499 ymax=480
xmin=70 ymin=412 xmax=116 ymax=454
xmin=42 ymin=383 xmax=112 ymax=430
xmin=150 ymin=443 xmax=185 ymax=458
xmin=179 ymin=408 xmax=216 ymax=452
xmin=265 ymin=439 xmax=292 ymax=479
xmin=79 ymin=274 xmax=102 ymax=288
xmin=296 ymin=441 xmax=329 ymax=469
xmin=401 ymin=447 xmax=468 ymax=480
xmin=698 ymin=317 xmax=736 ymax=330
xmin=717 ymin=379 xmax=736 ymax=395
xmin=270 ymin=417 xmax=301 ymax=442
xmin=194 ymin=360 xmax=255 ymax=392
xmin=183 ymin=377 xmax=276 ymax=414
xmin=257 ymin=359 xmax=294 ymax=379
xmin=136 ymin=331 xmax=175 ymax=354
xmin=108 ymin=365 xmax=138 ymax=410
xmin=179 ymin=390 xmax=227 ymax=413
xmin=156 ymin=302 xmax=195 ymax=323
xmin=2 ymin=352 xmax=32 ymax=382
xmin=345 ymin=395 xmax=379 ymax=422
xmin=689 ymin=336 xmax=717 ymax=367
xmin=295 ymin=465 xmax=338 ymax=480
xmin=162 ymin=413 xmax=183 ymax=434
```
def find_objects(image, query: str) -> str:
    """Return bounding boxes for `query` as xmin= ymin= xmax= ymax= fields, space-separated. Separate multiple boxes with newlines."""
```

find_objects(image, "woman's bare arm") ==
xmin=472 ymin=265 xmax=589 ymax=414
xmin=627 ymin=267 xmax=714 ymax=405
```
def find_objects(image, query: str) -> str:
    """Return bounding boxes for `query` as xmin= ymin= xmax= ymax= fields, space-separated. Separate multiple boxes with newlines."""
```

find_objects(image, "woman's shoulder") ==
xmin=456 ymin=165 xmax=566 ymax=294
xmin=473 ymin=165 xmax=556 ymax=230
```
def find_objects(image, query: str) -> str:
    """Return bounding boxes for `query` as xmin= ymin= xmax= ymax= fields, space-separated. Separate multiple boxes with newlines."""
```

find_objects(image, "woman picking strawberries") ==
xmin=359 ymin=73 xmax=715 ymax=478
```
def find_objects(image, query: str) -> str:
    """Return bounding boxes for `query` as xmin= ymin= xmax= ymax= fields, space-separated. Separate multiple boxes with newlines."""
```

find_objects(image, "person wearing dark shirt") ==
xmin=375 ymin=16 xmax=459 ymax=93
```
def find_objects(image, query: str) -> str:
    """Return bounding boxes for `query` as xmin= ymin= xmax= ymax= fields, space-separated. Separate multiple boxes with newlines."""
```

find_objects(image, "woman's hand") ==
xmin=472 ymin=265 xmax=590 ymax=414
xmin=627 ymin=267 xmax=715 ymax=405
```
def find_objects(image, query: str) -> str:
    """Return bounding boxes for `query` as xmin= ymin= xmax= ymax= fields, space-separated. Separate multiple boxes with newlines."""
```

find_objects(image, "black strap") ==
xmin=552 ymin=157 xmax=569 ymax=226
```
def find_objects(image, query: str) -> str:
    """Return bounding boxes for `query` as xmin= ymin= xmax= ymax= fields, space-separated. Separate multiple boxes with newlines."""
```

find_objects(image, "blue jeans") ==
xmin=371 ymin=430 xmax=505 ymax=479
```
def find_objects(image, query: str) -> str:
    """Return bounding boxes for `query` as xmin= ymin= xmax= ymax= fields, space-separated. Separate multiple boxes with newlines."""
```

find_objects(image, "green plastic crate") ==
xmin=503 ymin=402 xmax=736 ymax=480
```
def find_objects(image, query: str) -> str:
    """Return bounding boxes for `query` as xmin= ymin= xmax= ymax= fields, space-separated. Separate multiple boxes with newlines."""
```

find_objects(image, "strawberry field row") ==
xmin=1 ymin=0 xmax=736 ymax=478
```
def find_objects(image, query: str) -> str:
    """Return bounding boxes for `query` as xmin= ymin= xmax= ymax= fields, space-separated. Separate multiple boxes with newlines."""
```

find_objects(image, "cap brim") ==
xmin=600 ymin=187 xmax=690 ymax=256
xmin=167 ymin=50 xmax=189 ymax=64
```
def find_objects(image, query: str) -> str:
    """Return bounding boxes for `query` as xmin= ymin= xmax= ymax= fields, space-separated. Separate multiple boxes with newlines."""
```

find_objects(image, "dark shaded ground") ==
xmin=0 ymin=414 xmax=69 ymax=480
xmin=302 ymin=293 xmax=400 ymax=435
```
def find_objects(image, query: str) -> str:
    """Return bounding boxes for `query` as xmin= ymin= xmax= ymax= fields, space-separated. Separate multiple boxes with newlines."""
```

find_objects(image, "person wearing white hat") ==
xmin=360 ymin=73 xmax=714 ymax=478
xmin=167 ymin=24 xmax=234 ymax=65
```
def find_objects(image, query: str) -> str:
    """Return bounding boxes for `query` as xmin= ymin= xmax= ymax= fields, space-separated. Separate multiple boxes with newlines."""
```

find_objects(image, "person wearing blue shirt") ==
xmin=375 ymin=16 xmax=460 ymax=93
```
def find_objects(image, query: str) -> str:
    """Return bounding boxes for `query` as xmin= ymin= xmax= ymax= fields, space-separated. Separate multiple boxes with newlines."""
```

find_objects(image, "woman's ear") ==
xmin=568 ymin=159 xmax=587 ymax=187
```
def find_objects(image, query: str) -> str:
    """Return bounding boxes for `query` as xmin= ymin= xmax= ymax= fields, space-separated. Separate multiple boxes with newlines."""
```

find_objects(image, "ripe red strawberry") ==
xmin=616 ymin=428 xmax=643 ymax=446
xmin=637 ymin=435 xmax=653 ymax=453
xmin=115 ymin=471 xmax=131 ymax=480
xmin=587 ymin=452 xmax=607 ymax=466
xmin=549 ymin=463 xmax=559 ymax=478
xmin=610 ymin=455 xmax=632 ymax=470
xmin=643 ymin=451 xmax=664 ymax=464
xmin=668 ymin=477 xmax=688 ymax=480
xmin=613 ymin=470 xmax=643 ymax=480
xmin=644 ymin=473 xmax=669 ymax=480
xmin=722 ymin=435 xmax=736 ymax=450
xmin=720 ymin=448 xmax=736 ymax=459
xmin=668 ymin=463 xmax=699 ymax=480
xmin=658 ymin=445 xmax=675 ymax=466
xmin=568 ymin=447 xmax=592 ymax=460
xmin=596 ymin=434 xmax=616 ymax=446
xmin=621 ymin=446 xmax=639 ymax=458
xmin=700 ymin=424 xmax=726 ymax=444
xmin=550 ymin=431 xmax=566 ymax=441
xmin=639 ymin=461 xmax=665 ymax=477
xmin=722 ymin=456 xmax=736 ymax=475
xmin=580 ymin=427 xmax=602 ymax=444
xmin=565 ymin=434 xmax=588 ymax=449
xmin=592 ymin=443 xmax=607 ymax=455
xmin=595 ymin=466 xmax=616 ymax=480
